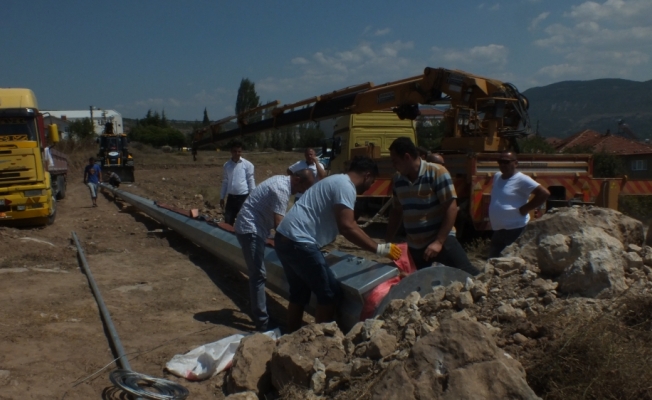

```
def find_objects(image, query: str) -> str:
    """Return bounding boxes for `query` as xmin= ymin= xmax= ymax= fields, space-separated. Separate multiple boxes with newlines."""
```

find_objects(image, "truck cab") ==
xmin=0 ymin=88 xmax=61 ymax=225
xmin=329 ymin=111 xmax=416 ymax=198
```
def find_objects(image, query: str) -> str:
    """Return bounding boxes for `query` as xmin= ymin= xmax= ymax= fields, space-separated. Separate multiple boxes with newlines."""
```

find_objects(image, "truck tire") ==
xmin=56 ymin=175 xmax=67 ymax=200
xmin=47 ymin=197 xmax=57 ymax=225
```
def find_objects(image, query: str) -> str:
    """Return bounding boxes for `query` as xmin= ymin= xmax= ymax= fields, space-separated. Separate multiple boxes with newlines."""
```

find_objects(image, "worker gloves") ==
xmin=376 ymin=243 xmax=402 ymax=261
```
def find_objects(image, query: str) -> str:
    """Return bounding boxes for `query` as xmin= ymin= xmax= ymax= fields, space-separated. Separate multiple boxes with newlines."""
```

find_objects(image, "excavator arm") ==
xmin=193 ymin=67 xmax=530 ymax=152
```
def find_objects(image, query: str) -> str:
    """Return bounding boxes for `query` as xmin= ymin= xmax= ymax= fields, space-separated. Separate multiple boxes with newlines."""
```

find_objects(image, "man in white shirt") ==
xmin=489 ymin=152 xmax=550 ymax=258
xmin=287 ymin=148 xmax=327 ymax=199
xmin=234 ymin=169 xmax=315 ymax=331
xmin=275 ymin=156 xmax=402 ymax=332
xmin=220 ymin=141 xmax=256 ymax=225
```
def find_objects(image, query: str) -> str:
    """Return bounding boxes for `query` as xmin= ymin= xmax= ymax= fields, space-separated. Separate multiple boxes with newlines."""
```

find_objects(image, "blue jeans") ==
xmin=87 ymin=182 xmax=98 ymax=198
xmin=236 ymin=233 xmax=269 ymax=330
xmin=274 ymin=233 xmax=342 ymax=306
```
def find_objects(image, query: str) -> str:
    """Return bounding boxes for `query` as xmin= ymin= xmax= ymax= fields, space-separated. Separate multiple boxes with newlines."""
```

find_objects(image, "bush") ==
xmin=129 ymin=125 xmax=186 ymax=148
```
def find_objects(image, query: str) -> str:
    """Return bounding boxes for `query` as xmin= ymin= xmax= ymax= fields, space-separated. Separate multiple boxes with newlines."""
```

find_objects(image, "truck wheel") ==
xmin=47 ymin=197 xmax=57 ymax=225
xmin=56 ymin=175 xmax=67 ymax=200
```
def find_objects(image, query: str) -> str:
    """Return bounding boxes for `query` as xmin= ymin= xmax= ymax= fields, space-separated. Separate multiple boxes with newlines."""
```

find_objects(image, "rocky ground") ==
xmin=1 ymin=145 xmax=651 ymax=399
xmin=222 ymin=209 xmax=652 ymax=400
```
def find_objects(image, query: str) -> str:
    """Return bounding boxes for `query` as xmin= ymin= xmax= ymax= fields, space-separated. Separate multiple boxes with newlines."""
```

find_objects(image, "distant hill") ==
xmin=523 ymin=78 xmax=652 ymax=140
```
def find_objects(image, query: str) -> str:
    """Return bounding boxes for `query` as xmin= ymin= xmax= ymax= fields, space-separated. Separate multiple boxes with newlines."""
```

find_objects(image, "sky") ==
xmin=2 ymin=0 xmax=651 ymax=121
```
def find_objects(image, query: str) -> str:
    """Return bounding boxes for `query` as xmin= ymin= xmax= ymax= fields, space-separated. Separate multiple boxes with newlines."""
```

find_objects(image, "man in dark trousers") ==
xmin=220 ymin=141 xmax=255 ymax=225
xmin=386 ymin=137 xmax=479 ymax=275
xmin=275 ymin=156 xmax=402 ymax=332
xmin=488 ymin=151 xmax=549 ymax=257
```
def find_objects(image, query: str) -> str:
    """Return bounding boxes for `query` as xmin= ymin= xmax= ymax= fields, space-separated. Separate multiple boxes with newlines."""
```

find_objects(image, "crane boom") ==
xmin=193 ymin=67 xmax=531 ymax=152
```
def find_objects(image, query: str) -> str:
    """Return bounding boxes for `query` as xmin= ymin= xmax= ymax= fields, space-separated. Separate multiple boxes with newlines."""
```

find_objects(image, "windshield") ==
xmin=0 ymin=117 xmax=38 ymax=141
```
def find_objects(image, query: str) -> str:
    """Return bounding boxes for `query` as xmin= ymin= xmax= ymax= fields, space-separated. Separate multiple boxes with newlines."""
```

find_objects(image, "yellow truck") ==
xmin=329 ymin=111 xmax=415 ymax=194
xmin=0 ymin=88 xmax=67 ymax=225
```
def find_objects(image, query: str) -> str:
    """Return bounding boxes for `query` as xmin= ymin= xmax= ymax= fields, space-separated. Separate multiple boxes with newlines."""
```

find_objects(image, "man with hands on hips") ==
xmin=488 ymin=151 xmax=550 ymax=258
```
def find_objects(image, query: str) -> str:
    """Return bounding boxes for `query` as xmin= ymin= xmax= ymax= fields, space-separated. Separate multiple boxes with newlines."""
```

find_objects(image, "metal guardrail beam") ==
xmin=99 ymin=183 xmax=399 ymax=331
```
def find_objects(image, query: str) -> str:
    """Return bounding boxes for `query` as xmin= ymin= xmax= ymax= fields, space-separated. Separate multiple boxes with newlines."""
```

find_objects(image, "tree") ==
xmin=69 ymin=118 xmax=95 ymax=140
xmin=235 ymin=78 xmax=261 ymax=149
xmin=417 ymin=120 xmax=446 ymax=150
xmin=202 ymin=108 xmax=210 ymax=126
xmin=128 ymin=109 xmax=186 ymax=148
xmin=562 ymin=145 xmax=625 ymax=178
xmin=518 ymin=135 xmax=555 ymax=154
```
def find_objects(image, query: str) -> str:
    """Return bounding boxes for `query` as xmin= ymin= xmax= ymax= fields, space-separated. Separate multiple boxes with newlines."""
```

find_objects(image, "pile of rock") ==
xmin=221 ymin=207 xmax=652 ymax=399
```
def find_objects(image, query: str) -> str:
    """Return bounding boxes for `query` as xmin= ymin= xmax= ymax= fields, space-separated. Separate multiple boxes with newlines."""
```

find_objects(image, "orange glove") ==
xmin=376 ymin=243 xmax=402 ymax=261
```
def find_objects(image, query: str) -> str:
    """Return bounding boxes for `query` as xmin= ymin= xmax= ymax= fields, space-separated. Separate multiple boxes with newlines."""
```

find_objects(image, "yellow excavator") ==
xmin=96 ymin=121 xmax=135 ymax=182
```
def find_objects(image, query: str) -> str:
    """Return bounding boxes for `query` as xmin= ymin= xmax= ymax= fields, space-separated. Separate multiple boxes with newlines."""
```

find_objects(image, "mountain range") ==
xmin=522 ymin=78 xmax=652 ymax=140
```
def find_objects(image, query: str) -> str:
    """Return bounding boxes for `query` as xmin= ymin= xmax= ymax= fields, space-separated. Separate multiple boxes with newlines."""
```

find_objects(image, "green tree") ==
xmin=235 ymin=78 xmax=261 ymax=149
xmin=69 ymin=118 xmax=95 ymax=140
xmin=128 ymin=110 xmax=186 ymax=148
xmin=416 ymin=120 xmax=446 ymax=150
xmin=562 ymin=145 xmax=625 ymax=178
xmin=202 ymin=108 xmax=210 ymax=126
xmin=518 ymin=135 xmax=555 ymax=154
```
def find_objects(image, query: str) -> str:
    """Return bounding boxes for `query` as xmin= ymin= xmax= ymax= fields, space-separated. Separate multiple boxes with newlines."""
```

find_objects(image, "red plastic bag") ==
xmin=359 ymin=243 xmax=416 ymax=320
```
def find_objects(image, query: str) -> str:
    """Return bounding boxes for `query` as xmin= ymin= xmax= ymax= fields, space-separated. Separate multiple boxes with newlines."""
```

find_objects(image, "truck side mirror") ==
xmin=333 ymin=136 xmax=342 ymax=156
xmin=48 ymin=124 xmax=60 ymax=143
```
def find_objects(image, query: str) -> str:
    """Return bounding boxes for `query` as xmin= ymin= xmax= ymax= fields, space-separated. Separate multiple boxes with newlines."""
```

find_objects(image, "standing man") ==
xmin=386 ymin=137 xmax=479 ymax=275
xmin=234 ymin=169 xmax=315 ymax=331
xmin=83 ymin=157 xmax=102 ymax=207
xmin=275 ymin=156 xmax=402 ymax=332
xmin=488 ymin=152 xmax=550 ymax=258
xmin=220 ymin=141 xmax=255 ymax=225
xmin=287 ymin=148 xmax=327 ymax=198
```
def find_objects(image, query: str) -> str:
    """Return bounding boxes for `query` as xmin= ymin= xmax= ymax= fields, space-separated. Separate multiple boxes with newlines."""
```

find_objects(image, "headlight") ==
xmin=25 ymin=190 xmax=44 ymax=197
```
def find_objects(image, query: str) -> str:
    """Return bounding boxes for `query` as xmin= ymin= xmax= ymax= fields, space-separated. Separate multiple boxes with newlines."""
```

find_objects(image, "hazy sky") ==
xmin=2 ymin=0 xmax=651 ymax=120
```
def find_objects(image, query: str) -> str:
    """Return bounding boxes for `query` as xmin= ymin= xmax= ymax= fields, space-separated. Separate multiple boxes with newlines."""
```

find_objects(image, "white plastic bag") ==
xmin=165 ymin=329 xmax=280 ymax=381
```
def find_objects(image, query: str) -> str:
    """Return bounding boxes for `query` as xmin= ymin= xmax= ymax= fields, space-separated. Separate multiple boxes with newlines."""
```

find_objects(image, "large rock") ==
xmin=270 ymin=323 xmax=346 ymax=390
xmin=227 ymin=333 xmax=276 ymax=396
xmin=504 ymin=207 xmax=644 ymax=266
xmin=370 ymin=319 xmax=540 ymax=400
xmin=504 ymin=209 xmax=636 ymax=298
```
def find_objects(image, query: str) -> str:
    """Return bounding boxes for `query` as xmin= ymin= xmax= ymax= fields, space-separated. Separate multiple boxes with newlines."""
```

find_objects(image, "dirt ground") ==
xmin=0 ymin=148 xmax=390 ymax=399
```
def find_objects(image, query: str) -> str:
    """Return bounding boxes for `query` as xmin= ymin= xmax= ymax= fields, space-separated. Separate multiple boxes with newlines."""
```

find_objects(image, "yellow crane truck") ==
xmin=0 ymin=88 xmax=67 ymax=225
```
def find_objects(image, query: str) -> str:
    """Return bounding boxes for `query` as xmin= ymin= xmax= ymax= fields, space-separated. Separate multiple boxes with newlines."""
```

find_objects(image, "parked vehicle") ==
xmin=0 ymin=88 xmax=68 ymax=225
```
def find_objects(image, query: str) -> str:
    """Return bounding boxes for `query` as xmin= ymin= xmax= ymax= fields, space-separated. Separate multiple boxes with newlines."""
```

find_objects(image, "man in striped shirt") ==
xmin=385 ymin=137 xmax=479 ymax=275
xmin=234 ymin=169 xmax=315 ymax=331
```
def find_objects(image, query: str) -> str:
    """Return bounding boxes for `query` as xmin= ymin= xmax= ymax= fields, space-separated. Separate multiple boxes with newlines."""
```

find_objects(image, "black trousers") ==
xmin=224 ymin=194 xmax=248 ymax=225
xmin=409 ymin=236 xmax=480 ymax=276
xmin=489 ymin=227 xmax=525 ymax=258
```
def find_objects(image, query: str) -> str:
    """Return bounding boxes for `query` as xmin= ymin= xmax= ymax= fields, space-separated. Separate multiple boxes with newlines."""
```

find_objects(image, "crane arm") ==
xmin=192 ymin=67 xmax=531 ymax=148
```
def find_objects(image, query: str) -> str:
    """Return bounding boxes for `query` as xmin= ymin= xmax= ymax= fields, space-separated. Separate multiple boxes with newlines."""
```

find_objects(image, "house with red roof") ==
xmin=554 ymin=129 xmax=652 ymax=179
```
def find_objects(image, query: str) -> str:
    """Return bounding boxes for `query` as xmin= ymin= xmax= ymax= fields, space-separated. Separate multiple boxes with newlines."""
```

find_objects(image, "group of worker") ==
xmin=218 ymin=137 xmax=550 ymax=333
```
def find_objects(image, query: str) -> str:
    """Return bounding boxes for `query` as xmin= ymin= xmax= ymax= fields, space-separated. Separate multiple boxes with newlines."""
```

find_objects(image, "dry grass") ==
xmin=464 ymin=237 xmax=491 ymax=261
xmin=525 ymin=294 xmax=652 ymax=400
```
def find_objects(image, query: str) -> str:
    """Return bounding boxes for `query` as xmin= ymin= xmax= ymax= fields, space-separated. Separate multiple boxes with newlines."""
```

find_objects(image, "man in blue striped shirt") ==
xmin=385 ymin=137 xmax=479 ymax=275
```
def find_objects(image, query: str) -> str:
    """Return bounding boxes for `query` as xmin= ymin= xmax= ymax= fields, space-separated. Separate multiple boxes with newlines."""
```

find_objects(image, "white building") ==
xmin=42 ymin=109 xmax=124 ymax=137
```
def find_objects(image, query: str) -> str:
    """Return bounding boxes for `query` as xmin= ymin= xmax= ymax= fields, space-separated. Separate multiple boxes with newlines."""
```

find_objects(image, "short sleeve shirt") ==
xmin=288 ymin=160 xmax=324 ymax=182
xmin=489 ymin=172 xmax=540 ymax=230
xmin=84 ymin=164 xmax=101 ymax=184
xmin=234 ymin=175 xmax=292 ymax=239
xmin=392 ymin=160 xmax=457 ymax=249
xmin=276 ymin=174 xmax=356 ymax=248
